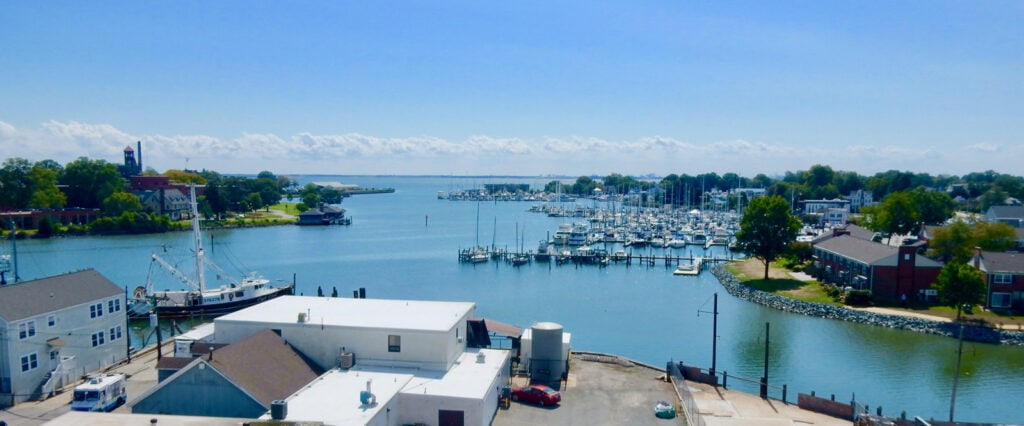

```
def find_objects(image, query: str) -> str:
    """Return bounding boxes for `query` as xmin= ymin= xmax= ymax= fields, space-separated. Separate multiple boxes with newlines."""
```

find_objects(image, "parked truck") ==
xmin=71 ymin=373 xmax=126 ymax=412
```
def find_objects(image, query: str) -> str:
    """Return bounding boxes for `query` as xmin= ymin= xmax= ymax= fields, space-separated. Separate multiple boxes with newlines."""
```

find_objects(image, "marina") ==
xmin=459 ymin=245 xmax=722 ymax=274
xmin=5 ymin=176 xmax=1024 ymax=424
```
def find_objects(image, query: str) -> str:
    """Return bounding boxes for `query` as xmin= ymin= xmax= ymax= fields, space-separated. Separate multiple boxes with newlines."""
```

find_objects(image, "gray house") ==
xmin=985 ymin=205 xmax=1024 ymax=228
xmin=0 ymin=269 xmax=127 ymax=407
xmin=137 ymin=188 xmax=191 ymax=220
xmin=130 ymin=329 xmax=322 ymax=418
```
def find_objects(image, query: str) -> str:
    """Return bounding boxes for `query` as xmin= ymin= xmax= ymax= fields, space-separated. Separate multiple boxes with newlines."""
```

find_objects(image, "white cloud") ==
xmin=0 ymin=119 xmax=1017 ymax=177
xmin=965 ymin=143 xmax=999 ymax=152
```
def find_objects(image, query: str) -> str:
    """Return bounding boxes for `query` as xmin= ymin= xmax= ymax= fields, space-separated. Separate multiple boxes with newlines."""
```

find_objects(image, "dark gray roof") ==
xmin=987 ymin=205 xmax=1024 ymax=219
xmin=810 ymin=224 xmax=876 ymax=244
xmin=0 ymin=269 xmax=123 ymax=322
xmin=816 ymin=236 xmax=941 ymax=268
xmin=978 ymin=251 xmax=1024 ymax=274
xmin=321 ymin=205 xmax=345 ymax=214
xmin=815 ymin=236 xmax=895 ymax=265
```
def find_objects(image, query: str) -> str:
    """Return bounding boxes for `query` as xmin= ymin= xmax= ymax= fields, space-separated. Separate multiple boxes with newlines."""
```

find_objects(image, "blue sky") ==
xmin=1 ymin=1 xmax=1021 ymax=177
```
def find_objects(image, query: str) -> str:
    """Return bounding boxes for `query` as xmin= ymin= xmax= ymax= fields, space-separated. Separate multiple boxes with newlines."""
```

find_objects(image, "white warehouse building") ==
xmin=214 ymin=296 xmax=512 ymax=426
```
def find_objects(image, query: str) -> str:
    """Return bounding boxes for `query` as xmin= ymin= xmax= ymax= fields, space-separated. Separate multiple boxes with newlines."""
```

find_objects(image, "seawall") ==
xmin=711 ymin=264 xmax=1024 ymax=346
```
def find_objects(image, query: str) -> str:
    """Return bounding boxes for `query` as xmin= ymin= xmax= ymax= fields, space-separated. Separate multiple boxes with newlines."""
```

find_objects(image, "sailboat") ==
xmin=128 ymin=185 xmax=294 ymax=319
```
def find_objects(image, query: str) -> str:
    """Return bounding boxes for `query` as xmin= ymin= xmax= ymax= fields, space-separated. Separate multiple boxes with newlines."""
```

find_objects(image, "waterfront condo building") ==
xmin=0 ymin=269 xmax=127 ymax=407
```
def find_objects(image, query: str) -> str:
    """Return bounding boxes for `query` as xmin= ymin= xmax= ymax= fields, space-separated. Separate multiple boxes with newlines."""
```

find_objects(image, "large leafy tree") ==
xmin=972 ymin=222 xmax=1018 ymax=251
xmin=102 ymin=192 xmax=143 ymax=217
xmin=863 ymin=191 xmax=921 ymax=241
xmin=28 ymin=164 xmax=66 ymax=209
xmin=734 ymin=195 xmax=802 ymax=280
xmin=926 ymin=222 xmax=974 ymax=263
xmin=60 ymin=157 xmax=125 ymax=208
xmin=911 ymin=188 xmax=955 ymax=225
xmin=933 ymin=262 xmax=986 ymax=321
xmin=0 ymin=158 xmax=33 ymax=208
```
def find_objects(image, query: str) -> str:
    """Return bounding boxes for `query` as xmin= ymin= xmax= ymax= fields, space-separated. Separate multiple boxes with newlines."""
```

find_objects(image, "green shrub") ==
xmin=844 ymin=290 xmax=872 ymax=306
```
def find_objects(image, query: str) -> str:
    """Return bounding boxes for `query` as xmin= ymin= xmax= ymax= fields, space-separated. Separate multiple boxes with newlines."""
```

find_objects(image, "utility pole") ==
xmin=698 ymin=293 xmax=720 ymax=378
xmin=760 ymin=322 xmax=770 ymax=399
xmin=949 ymin=323 xmax=965 ymax=422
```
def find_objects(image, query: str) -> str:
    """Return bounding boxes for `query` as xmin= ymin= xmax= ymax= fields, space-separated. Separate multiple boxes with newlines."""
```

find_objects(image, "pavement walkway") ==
xmin=684 ymin=380 xmax=849 ymax=426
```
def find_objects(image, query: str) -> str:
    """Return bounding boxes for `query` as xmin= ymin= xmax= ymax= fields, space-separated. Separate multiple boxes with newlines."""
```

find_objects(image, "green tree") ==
xmin=163 ymin=169 xmax=206 ymax=184
xmin=301 ymin=183 xmax=321 ymax=208
xmin=933 ymin=262 xmax=986 ymax=321
xmin=734 ymin=195 xmax=802 ymax=280
xmin=28 ymin=164 xmax=67 ymax=208
xmin=320 ymin=187 xmax=343 ymax=205
xmin=102 ymin=192 xmax=143 ymax=217
xmin=866 ymin=191 xmax=921 ymax=241
xmin=61 ymin=157 xmax=125 ymax=208
xmin=926 ymin=222 xmax=974 ymax=263
xmin=0 ymin=158 xmax=33 ymax=208
xmin=912 ymin=188 xmax=954 ymax=225
xmin=243 ymin=192 xmax=263 ymax=212
xmin=972 ymin=222 xmax=1018 ymax=251
xmin=254 ymin=177 xmax=281 ymax=210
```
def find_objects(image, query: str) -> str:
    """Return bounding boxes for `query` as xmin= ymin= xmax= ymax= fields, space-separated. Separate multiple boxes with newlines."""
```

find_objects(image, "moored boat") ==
xmin=128 ymin=185 xmax=294 ymax=320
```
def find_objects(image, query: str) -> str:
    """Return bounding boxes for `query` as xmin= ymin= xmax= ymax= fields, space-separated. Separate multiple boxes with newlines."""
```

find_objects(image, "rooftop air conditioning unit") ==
xmin=338 ymin=352 xmax=355 ymax=369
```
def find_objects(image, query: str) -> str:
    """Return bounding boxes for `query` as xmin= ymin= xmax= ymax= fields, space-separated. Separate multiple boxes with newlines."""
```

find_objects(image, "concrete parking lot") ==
xmin=494 ymin=353 xmax=686 ymax=426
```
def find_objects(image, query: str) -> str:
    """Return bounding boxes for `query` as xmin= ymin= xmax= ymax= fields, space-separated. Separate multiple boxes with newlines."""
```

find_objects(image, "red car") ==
xmin=510 ymin=384 xmax=561 ymax=406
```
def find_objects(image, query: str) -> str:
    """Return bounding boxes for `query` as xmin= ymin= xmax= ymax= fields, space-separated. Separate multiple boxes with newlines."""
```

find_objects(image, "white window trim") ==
xmin=18 ymin=321 xmax=36 ymax=339
xmin=20 ymin=353 xmax=38 ymax=373
xmin=991 ymin=292 xmax=1012 ymax=308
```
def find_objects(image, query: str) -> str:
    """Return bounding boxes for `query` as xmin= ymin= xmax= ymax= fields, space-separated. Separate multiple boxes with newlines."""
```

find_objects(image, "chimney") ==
xmin=137 ymin=141 xmax=143 ymax=172
xmin=973 ymin=247 xmax=982 ymax=268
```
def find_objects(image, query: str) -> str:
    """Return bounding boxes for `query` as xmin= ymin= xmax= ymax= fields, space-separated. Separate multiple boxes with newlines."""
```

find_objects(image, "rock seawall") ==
xmin=711 ymin=265 xmax=1024 ymax=346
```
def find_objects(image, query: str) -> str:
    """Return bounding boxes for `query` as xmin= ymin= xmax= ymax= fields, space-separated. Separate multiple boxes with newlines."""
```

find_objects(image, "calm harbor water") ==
xmin=9 ymin=176 xmax=1024 ymax=424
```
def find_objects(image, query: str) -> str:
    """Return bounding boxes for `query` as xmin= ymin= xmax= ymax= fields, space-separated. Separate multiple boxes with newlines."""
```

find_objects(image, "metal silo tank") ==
xmin=530 ymin=322 xmax=564 ymax=383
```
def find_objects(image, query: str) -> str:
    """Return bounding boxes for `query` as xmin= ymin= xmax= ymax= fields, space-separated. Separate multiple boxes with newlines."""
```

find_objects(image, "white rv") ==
xmin=71 ymin=373 xmax=126 ymax=412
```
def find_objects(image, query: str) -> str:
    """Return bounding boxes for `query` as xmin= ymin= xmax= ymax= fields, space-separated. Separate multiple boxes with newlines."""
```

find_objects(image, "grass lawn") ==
xmin=725 ymin=261 xmax=840 ymax=306
xmin=726 ymin=259 xmax=1024 ymax=330
xmin=269 ymin=202 xmax=302 ymax=216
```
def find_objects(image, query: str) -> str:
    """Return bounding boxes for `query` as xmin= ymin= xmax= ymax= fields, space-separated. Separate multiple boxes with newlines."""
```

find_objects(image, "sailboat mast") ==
xmin=190 ymin=184 xmax=206 ymax=293
xmin=7 ymin=219 xmax=17 ymax=284
xmin=475 ymin=202 xmax=481 ymax=248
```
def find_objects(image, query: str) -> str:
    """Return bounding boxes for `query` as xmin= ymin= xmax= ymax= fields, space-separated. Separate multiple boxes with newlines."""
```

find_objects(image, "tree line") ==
xmin=543 ymin=165 xmax=1024 ymax=213
xmin=0 ymin=156 xmax=339 ymax=235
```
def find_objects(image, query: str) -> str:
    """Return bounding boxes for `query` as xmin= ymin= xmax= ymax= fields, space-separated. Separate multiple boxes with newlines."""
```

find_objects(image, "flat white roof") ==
xmin=402 ymin=348 xmax=510 ymax=399
xmin=175 ymin=322 xmax=215 ymax=341
xmin=274 ymin=369 xmax=413 ymax=425
xmin=267 ymin=348 xmax=510 ymax=424
xmin=218 ymin=296 xmax=476 ymax=332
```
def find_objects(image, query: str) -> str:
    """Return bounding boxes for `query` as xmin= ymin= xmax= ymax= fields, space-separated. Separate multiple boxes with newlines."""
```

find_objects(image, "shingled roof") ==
xmin=0 ymin=269 xmax=123 ymax=322
xmin=207 ymin=329 xmax=323 ymax=407
xmin=814 ymin=236 xmax=942 ymax=268
xmin=976 ymin=251 xmax=1024 ymax=274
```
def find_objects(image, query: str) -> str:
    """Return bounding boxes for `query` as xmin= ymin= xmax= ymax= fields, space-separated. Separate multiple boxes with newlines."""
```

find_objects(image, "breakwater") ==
xmin=711 ymin=264 xmax=1024 ymax=346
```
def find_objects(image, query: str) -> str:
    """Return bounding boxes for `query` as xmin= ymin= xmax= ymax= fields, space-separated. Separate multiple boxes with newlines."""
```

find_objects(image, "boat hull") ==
xmin=128 ymin=284 xmax=294 ymax=320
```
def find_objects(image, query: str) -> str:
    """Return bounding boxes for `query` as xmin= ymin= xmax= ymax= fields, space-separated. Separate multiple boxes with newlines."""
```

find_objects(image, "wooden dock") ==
xmin=459 ymin=247 xmax=731 ymax=271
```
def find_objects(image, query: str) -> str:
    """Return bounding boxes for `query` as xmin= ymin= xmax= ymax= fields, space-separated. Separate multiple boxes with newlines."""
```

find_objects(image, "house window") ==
xmin=20 ymin=354 xmax=38 ymax=372
xmin=109 ymin=326 xmax=123 ymax=341
xmin=108 ymin=298 xmax=121 ymax=313
xmin=991 ymin=293 xmax=1012 ymax=308
xmin=47 ymin=315 xmax=56 ymax=327
xmin=91 ymin=331 xmax=106 ymax=347
xmin=50 ymin=350 xmax=59 ymax=361
xmin=388 ymin=335 xmax=401 ymax=353
xmin=18 ymin=321 xmax=36 ymax=339
xmin=994 ymin=274 xmax=1013 ymax=285
xmin=90 ymin=303 xmax=104 ymax=318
